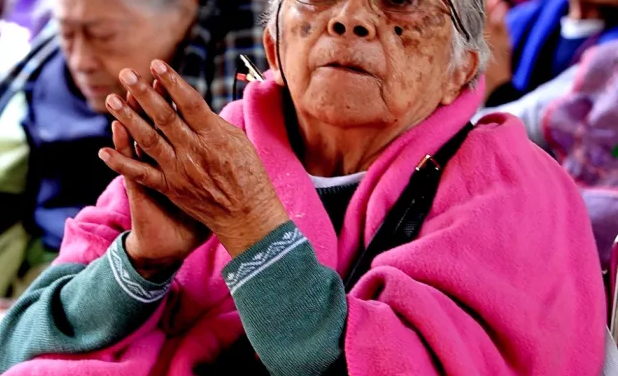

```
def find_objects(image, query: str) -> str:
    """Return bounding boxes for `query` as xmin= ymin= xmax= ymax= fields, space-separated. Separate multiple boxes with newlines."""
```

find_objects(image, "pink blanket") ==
xmin=5 ymin=78 xmax=606 ymax=375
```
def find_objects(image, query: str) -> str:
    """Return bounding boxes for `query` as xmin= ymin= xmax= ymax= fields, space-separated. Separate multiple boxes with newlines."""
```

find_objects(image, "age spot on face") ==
xmin=397 ymin=25 xmax=421 ymax=48
xmin=418 ymin=11 xmax=447 ymax=38
xmin=398 ymin=9 xmax=447 ymax=40
xmin=300 ymin=22 xmax=313 ymax=37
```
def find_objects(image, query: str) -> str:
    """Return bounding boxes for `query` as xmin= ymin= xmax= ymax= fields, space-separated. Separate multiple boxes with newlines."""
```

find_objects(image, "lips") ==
xmin=324 ymin=62 xmax=371 ymax=75
xmin=80 ymin=84 xmax=110 ymax=97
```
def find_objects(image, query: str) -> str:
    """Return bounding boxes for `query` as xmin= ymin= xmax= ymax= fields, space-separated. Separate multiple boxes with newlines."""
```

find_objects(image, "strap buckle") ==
xmin=416 ymin=154 xmax=441 ymax=172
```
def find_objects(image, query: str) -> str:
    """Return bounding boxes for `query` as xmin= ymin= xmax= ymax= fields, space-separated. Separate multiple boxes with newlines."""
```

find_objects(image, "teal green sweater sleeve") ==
xmin=0 ymin=233 xmax=175 ymax=374
xmin=223 ymin=221 xmax=348 ymax=376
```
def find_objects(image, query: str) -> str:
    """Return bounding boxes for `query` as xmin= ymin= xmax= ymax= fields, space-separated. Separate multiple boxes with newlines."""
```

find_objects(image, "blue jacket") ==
xmin=507 ymin=0 xmax=618 ymax=93
xmin=21 ymin=51 xmax=115 ymax=250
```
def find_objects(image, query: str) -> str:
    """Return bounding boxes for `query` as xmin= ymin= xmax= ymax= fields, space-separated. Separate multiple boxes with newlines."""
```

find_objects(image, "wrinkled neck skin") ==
xmin=295 ymin=107 xmax=434 ymax=178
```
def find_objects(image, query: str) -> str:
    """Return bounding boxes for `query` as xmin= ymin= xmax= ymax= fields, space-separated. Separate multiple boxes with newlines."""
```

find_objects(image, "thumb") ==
xmin=111 ymin=120 xmax=148 ymax=197
xmin=112 ymin=120 xmax=135 ymax=159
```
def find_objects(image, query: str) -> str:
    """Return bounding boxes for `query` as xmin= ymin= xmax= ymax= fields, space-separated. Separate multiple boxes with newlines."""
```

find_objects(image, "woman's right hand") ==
xmin=109 ymin=120 xmax=208 ymax=280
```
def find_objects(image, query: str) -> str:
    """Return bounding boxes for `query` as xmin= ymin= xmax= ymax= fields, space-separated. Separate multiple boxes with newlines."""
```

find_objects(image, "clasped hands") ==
xmin=99 ymin=60 xmax=288 ymax=276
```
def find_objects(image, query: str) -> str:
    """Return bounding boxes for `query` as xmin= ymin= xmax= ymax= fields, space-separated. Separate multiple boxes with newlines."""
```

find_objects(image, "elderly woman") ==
xmin=0 ymin=0 xmax=607 ymax=375
xmin=0 ymin=0 xmax=266 ymax=297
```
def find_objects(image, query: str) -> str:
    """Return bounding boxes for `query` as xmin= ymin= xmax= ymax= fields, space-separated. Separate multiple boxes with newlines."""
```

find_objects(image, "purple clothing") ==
xmin=5 ymin=0 xmax=47 ymax=37
xmin=543 ymin=41 xmax=618 ymax=264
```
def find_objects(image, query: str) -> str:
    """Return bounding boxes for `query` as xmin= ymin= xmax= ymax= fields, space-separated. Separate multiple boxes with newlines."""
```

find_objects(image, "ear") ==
xmin=440 ymin=50 xmax=480 ymax=105
xmin=263 ymin=28 xmax=284 ymax=86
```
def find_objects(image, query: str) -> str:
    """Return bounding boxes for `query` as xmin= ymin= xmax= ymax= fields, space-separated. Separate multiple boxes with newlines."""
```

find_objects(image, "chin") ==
xmin=314 ymin=106 xmax=383 ymax=128
xmin=87 ymin=98 xmax=109 ymax=114
xmin=301 ymin=87 xmax=388 ymax=128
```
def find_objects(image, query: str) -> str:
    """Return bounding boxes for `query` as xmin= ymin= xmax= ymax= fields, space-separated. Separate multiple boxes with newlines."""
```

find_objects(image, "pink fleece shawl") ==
xmin=4 ymin=78 xmax=606 ymax=375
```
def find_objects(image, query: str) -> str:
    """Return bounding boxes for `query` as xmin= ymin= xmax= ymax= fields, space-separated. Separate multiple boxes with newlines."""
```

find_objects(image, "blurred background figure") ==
xmin=0 ymin=0 xmax=32 ymax=74
xmin=0 ymin=22 xmax=30 ymax=74
xmin=484 ymin=0 xmax=618 ymax=107
xmin=3 ymin=0 xmax=49 ymax=37
xmin=0 ymin=0 xmax=266 ymax=298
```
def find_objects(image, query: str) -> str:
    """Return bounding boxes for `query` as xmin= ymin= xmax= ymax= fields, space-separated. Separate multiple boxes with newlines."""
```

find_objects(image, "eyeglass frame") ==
xmin=443 ymin=0 xmax=471 ymax=42
xmin=293 ymin=0 xmax=472 ymax=42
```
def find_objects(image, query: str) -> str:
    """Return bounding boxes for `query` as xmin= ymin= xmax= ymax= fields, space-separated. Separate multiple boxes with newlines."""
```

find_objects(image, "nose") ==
xmin=66 ymin=35 xmax=99 ymax=74
xmin=327 ymin=1 xmax=377 ymax=40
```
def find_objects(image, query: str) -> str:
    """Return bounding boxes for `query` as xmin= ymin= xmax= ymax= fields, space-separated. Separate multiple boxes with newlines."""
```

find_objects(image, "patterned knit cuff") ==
xmin=223 ymin=221 xmax=308 ymax=295
xmin=107 ymin=232 xmax=176 ymax=304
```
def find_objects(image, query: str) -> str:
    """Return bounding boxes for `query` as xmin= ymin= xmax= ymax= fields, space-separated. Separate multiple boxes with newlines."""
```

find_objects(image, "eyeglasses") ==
xmin=294 ymin=0 xmax=471 ymax=42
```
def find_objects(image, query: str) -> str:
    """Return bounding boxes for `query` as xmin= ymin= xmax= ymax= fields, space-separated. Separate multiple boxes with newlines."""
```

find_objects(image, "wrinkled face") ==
xmin=54 ymin=0 xmax=195 ymax=113
xmin=266 ymin=0 xmax=476 ymax=129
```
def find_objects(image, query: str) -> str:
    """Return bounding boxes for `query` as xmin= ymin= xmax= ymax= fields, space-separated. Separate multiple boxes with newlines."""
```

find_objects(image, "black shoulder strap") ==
xmin=344 ymin=122 xmax=474 ymax=292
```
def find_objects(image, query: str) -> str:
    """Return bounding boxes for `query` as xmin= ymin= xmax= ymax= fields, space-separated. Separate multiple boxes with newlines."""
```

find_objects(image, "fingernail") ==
xmin=152 ymin=60 xmax=167 ymax=75
xmin=107 ymin=95 xmax=123 ymax=110
xmin=120 ymin=69 xmax=138 ymax=85
xmin=98 ymin=149 xmax=110 ymax=162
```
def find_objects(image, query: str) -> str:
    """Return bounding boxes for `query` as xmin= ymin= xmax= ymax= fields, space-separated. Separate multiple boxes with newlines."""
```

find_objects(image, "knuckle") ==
xmin=184 ymin=98 xmax=205 ymax=114
xmin=153 ymin=108 xmax=178 ymax=127
xmin=134 ymin=81 xmax=149 ymax=94
xmin=163 ymin=73 xmax=180 ymax=93
xmin=133 ymin=169 xmax=150 ymax=184
xmin=124 ymin=106 xmax=143 ymax=125
xmin=140 ymin=130 xmax=160 ymax=150
xmin=167 ymin=72 xmax=180 ymax=87
xmin=128 ymin=83 xmax=148 ymax=99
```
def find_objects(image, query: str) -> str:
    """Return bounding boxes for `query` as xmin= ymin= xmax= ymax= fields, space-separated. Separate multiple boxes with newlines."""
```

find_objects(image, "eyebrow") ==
xmin=55 ymin=17 xmax=121 ymax=29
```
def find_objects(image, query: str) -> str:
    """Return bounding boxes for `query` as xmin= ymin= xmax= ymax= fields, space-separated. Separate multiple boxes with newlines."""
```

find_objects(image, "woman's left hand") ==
xmin=101 ymin=60 xmax=289 ymax=257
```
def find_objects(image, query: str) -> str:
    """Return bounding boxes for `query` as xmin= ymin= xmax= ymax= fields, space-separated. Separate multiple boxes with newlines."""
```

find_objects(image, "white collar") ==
xmin=309 ymin=171 xmax=366 ymax=189
xmin=560 ymin=16 xmax=605 ymax=39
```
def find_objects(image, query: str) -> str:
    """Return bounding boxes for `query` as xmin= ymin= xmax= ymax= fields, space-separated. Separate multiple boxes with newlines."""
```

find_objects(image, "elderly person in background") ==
xmin=484 ymin=0 xmax=618 ymax=107
xmin=0 ymin=0 xmax=266 ymax=298
xmin=0 ymin=0 xmax=607 ymax=375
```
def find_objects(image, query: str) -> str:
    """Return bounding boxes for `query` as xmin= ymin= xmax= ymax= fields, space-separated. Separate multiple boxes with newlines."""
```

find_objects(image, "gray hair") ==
xmin=450 ymin=0 xmax=489 ymax=85
xmin=263 ymin=0 xmax=489 ymax=86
